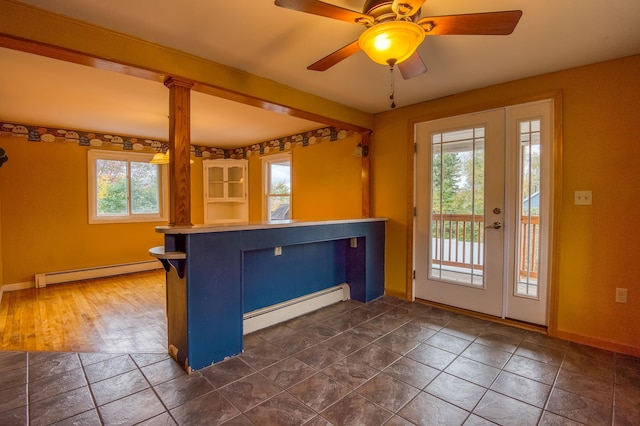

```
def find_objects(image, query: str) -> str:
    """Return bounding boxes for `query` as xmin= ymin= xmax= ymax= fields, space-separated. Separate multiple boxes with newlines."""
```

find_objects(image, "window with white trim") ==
xmin=262 ymin=153 xmax=291 ymax=221
xmin=88 ymin=150 xmax=168 ymax=224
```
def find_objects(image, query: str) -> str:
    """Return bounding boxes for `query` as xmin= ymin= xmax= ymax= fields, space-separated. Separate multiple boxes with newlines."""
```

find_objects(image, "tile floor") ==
xmin=0 ymin=296 xmax=639 ymax=425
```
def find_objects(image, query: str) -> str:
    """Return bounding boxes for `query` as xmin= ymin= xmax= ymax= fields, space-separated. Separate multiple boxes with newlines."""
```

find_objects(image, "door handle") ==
xmin=486 ymin=221 xmax=502 ymax=229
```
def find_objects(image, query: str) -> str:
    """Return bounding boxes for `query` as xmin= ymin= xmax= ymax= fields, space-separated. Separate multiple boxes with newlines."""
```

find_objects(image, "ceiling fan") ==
xmin=275 ymin=0 xmax=522 ymax=80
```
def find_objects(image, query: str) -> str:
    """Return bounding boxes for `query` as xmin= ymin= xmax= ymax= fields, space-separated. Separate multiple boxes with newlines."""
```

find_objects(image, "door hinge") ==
xmin=414 ymin=143 xmax=417 ymax=154
xmin=413 ymin=207 xmax=417 ymax=217
xmin=412 ymin=270 xmax=416 ymax=280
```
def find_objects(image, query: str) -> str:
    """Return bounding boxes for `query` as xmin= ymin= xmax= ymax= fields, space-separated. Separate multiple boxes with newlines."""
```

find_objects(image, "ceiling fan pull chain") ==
xmin=388 ymin=59 xmax=397 ymax=109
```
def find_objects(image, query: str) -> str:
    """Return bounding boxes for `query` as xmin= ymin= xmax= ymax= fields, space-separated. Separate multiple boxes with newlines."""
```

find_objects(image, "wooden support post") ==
xmin=361 ymin=131 xmax=372 ymax=218
xmin=165 ymin=77 xmax=194 ymax=226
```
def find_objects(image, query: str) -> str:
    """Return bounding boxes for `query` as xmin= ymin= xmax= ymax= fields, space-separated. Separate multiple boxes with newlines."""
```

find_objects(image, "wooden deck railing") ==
xmin=431 ymin=213 xmax=539 ymax=279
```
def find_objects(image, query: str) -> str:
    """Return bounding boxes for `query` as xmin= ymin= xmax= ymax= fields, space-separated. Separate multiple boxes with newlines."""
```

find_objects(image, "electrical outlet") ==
xmin=274 ymin=246 xmax=282 ymax=256
xmin=574 ymin=190 xmax=592 ymax=205
xmin=615 ymin=288 xmax=628 ymax=304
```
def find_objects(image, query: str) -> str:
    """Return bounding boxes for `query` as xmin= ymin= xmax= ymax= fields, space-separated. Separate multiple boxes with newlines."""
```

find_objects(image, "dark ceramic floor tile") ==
xmin=475 ymin=331 xmax=521 ymax=353
xmin=136 ymin=411 xmax=178 ymax=426
xmin=616 ymin=354 xmax=640 ymax=389
xmin=78 ymin=352 xmax=121 ymax=367
xmin=348 ymin=344 xmax=400 ymax=370
xmin=298 ymin=322 xmax=342 ymax=341
xmin=255 ymin=323 xmax=300 ymax=342
xmin=0 ymin=351 xmax=26 ymax=373
xmin=0 ymin=383 xmax=26 ymax=416
xmin=219 ymin=414 xmax=254 ymax=425
xmin=295 ymin=342 xmax=345 ymax=370
xmin=615 ymin=381 xmax=640 ymax=413
xmin=98 ymin=388 xmax=166 ymax=425
xmin=0 ymin=405 xmax=27 ymax=426
xmin=463 ymin=414 xmax=498 ymax=425
xmin=28 ymin=353 xmax=82 ymax=382
xmin=200 ymin=357 xmax=256 ymax=388
xmin=321 ymin=392 xmax=393 ymax=426
xmin=324 ymin=331 xmax=371 ymax=356
xmin=440 ymin=317 xmax=490 ymax=341
xmin=356 ymin=372 xmax=420 ymax=412
xmin=91 ymin=369 xmax=150 ymax=406
xmin=562 ymin=351 xmax=614 ymax=382
xmin=426 ymin=332 xmax=472 ymax=355
xmin=219 ymin=373 xmax=282 ymax=411
xmin=261 ymin=357 xmax=317 ymax=388
xmin=391 ymin=320 xmax=438 ymax=342
xmin=51 ymin=409 xmax=102 ymax=426
xmin=383 ymin=357 xmax=439 ymax=389
xmin=130 ymin=352 xmax=172 ymax=368
xmin=384 ymin=415 xmax=416 ymax=426
xmin=425 ymin=372 xmax=486 ymax=411
xmin=537 ymin=411 xmax=584 ymax=425
xmin=282 ymin=315 xmax=318 ymax=331
xmin=30 ymin=386 xmax=95 ymax=426
xmin=348 ymin=322 xmax=390 ymax=341
xmin=360 ymin=299 xmax=395 ymax=315
xmin=522 ymin=332 xmax=569 ymax=351
xmin=376 ymin=295 xmax=406 ymax=306
xmin=154 ymin=372 xmax=214 ymax=410
xmin=566 ymin=342 xmax=615 ymax=363
xmin=240 ymin=340 xmax=291 ymax=370
xmin=305 ymin=302 xmax=358 ymax=322
xmin=141 ymin=357 xmax=187 ymax=386
xmin=29 ymin=366 xmax=87 ymax=404
xmin=406 ymin=343 xmax=457 ymax=370
xmin=484 ymin=323 xmax=527 ymax=341
xmin=288 ymin=373 xmax=350 ymax=412
xmin=170 ymin=390 xmax=240 ymax=426
xmin=503 ymin=354 xmax=559 ymax=385
xmin=243 ymin=332 xmax=268 ymax=350
xmin=324 ymin=308 xmax=378 ymax=331
xmin=83 ymin=354 xmax=137 ymax=384
xmin=364 ymin=313 xmax=410 ymax=333
xmin=373 ymin=333 xmax=421 ymax=356
xmin=614 ymin=403 xmax=640 ymax=426
xmin=398 ymin=391 xmax=469 ymax=425
xmin=0 ymin=365 xmax=26 ymax=390
xmin=546 ymin=387 xmax=612 ymax=425
xmin=244 ymin=392 xmax=316 ymax=426
xmin=460 ymin=342 xmax=513 ymax=369
xmin=555 ymin=367 xmax=614 ymax=404
xmin=410 ymin=314 xmax=450 ymax=331
xmin=321 ymin=357 xmax=378 ymax=390
xmin=271 ymin=333 xmax=318 ymax=355
xmin=473 ymin=390 xmax=541 ymax=426
xmin=490 ymin=371 xmax=551 ymax=408
xmin=514 ymin=340 xmax=565 ymax=366
xmin=445 ymin=357 xmax=500 ymax=388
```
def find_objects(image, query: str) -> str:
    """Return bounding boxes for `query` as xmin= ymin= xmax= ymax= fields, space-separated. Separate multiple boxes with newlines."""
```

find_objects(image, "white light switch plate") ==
xmin=574 ymin=190 xmax=592 ymax=205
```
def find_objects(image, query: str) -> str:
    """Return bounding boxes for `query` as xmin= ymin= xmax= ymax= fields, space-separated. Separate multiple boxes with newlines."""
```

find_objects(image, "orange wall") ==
xmin=372 ymin=54 xmax=640 ymax=353
xmin=0 ymin=136 xmax=166 ymax=284
xmin=246 ymin=134 xmax=363 ymax=222
xmin=0 ymin=132 xmax=363 ymax=284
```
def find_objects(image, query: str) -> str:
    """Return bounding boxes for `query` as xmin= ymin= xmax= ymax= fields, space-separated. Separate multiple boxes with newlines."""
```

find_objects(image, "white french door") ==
xmin=414 ymin=100 xmax=553 ymax=326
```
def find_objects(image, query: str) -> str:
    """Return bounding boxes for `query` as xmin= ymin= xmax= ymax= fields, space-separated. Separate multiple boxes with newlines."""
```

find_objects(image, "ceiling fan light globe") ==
xmin=358 ymin=21 xmax=425 ymax=65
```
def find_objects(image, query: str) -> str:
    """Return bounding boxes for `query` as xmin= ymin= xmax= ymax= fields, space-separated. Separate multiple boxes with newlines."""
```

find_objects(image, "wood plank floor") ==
xmin=0 ymin=270 xmax=167 ymax=353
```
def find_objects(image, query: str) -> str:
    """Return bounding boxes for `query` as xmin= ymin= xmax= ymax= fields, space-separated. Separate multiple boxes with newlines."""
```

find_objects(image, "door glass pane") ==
xmin=516 ymin=119 xmax=541 ymax=297
xmin=96 ymin=159 xmax=128 ymax=215
xmin=430 ymin=127 xmax=485 ymax=287
xmin=130 ymin=162 xmax=159 ymax=214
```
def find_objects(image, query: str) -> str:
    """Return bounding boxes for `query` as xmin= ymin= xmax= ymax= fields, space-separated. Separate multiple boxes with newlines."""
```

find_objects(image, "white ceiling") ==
xmin=2 ymin=0 xmax=640 ymax=147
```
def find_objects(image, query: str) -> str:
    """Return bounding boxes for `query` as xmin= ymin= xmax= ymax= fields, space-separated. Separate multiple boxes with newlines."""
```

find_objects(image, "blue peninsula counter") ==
xmin=151 ymin=218 xmax=386 ymax=371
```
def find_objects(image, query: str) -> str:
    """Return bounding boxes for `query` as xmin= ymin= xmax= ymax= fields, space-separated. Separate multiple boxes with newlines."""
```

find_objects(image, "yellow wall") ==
xmin=372 ymin=54 xmax=640 ymax=353
xmin=0 ymin=135 xmax=166 ymax=284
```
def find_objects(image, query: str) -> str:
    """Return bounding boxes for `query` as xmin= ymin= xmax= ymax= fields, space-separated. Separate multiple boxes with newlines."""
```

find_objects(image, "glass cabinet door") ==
xmin=227 ymin=166 xmax=245 ymax=198
xmin=207 ymin=166 xmax=224 ymax=198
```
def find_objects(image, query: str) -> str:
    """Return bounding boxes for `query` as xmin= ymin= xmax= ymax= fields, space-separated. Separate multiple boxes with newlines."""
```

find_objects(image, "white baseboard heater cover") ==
xmin=34 ymin=260 xmax=163 ymax=288
xmin=243 ymin=283 xmax=350 ymax=335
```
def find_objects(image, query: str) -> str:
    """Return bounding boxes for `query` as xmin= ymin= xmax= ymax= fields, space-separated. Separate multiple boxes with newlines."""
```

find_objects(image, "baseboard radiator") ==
xmin=243 ymin=283 xmax=351 ymax=334
xmin=34 ymin=260 xmax=163 ymax=288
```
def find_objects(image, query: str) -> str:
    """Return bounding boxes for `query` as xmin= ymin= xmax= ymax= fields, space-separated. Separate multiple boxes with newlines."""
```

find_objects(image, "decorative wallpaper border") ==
xmin=0 ymin=121 xmax=355 ymax=160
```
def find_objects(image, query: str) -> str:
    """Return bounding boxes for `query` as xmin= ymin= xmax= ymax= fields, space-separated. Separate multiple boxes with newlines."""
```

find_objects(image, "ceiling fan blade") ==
xmin=398 ymin=52 xmax=427 ymax=79
xmin=392 ymin=0 xmax=426 ymax=18
xmin=308 ymin=40 xmax=361 ymax=71
xmin=275 ymin=0 xmax=371 ymax=24
xmin=417 ymin=10 xmax=522 ymax=35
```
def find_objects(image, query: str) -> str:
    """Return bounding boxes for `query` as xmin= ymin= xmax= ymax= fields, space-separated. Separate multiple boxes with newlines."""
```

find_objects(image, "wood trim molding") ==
xmin=360 ymin=131 xmax=372 ymax=218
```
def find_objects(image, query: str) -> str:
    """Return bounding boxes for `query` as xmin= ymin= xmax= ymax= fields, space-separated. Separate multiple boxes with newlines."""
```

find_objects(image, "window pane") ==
xmin=270 ymin=162 xmax=290 ymax=194
xmin=269 ymin=195 xmax=290 ymax=220
xmin=96 ymin=159 xmax=128 ymax=215
xmin=131 ymin=162 xmax=160 ymax=214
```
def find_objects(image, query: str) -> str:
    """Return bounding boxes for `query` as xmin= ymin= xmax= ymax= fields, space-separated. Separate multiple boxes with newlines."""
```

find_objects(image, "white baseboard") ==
xmin=243 ymin=283 xmax=350 ymax=334
xmin=34 ymin=260 xmax=163 ymax=288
